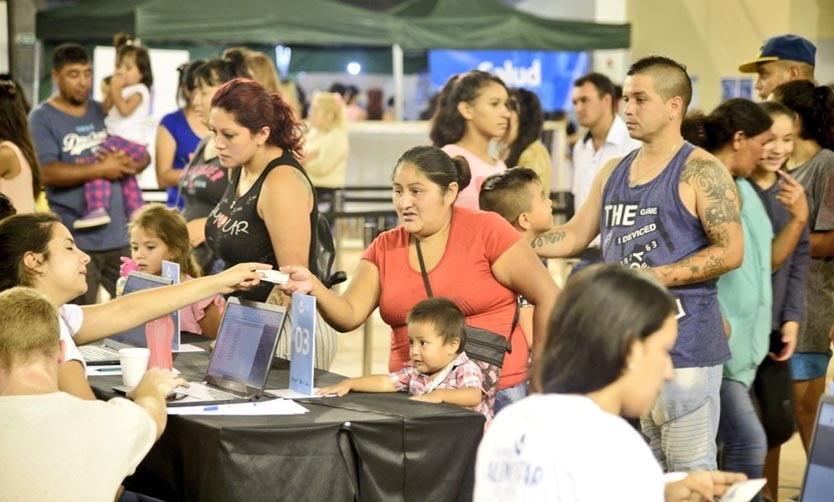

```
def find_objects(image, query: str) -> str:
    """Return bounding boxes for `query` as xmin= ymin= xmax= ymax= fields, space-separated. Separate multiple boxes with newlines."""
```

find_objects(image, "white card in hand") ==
xmin=258 ymin=270 xmax=289 ymax=284
xmin=719 ymin=478 xmax=767 ymax=502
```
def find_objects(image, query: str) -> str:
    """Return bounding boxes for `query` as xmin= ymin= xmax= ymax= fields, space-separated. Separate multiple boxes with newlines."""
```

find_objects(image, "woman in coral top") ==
xmin=281 ymin=145 xmax=559 ymax=412
xmin=430 ymin=71 xmax=512 ymax=210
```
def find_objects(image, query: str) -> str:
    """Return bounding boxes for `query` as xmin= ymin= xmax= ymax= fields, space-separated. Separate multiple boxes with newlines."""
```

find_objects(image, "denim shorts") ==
xmin=789 ymin=350 xmax=833 ymax=380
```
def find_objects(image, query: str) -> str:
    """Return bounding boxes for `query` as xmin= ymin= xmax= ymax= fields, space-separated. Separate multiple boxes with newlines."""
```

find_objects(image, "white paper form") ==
xmin=167 ymin=398 xmax=309 ymax=416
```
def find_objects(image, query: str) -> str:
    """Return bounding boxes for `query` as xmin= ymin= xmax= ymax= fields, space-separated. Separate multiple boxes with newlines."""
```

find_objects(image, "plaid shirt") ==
xmin=390 ymin=351 xmax=492 ymax=424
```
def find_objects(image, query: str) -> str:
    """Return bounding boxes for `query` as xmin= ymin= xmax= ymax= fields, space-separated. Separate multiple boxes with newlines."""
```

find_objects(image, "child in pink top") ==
xmin=430 ymin=70 xmax=511 ymax=210
xmin=128 ymin=204 xmax=224 ymax=338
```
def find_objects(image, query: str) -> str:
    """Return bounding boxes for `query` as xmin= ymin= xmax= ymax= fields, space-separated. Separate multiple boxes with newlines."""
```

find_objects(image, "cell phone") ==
xmin=719 ymin=478 xmax=766 ymax=502
xmin=769 ymin=330 xmax=787 ymax=354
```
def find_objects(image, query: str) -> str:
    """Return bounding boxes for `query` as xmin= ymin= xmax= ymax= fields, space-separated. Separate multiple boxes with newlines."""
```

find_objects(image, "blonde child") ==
xmin=318 ymin=297 xmax=491 ymax=424
xmin=128 ymin=204 xmax=224 ymax=339
xmin=76 ymin=35 xmax=151 ymax=229
xmin=479 ymin=167 xmax=553 ymax=350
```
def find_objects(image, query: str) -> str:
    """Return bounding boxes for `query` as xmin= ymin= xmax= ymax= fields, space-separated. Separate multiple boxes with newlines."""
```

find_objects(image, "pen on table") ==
xmin=203 ymin=405 xmax=219 ymax=412
xmin=94 ymin=367 xmax=121 ymax=373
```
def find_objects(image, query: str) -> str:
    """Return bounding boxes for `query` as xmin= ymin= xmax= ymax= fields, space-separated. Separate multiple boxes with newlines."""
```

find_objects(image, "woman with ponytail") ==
xmin=178 ymin=51 xmax=250 ymax=274
xmin=278 ymin=145 xmax=559 ymax=413
xmin=204 ymin=78 xmax=338 ymax=370
xmin=771 ymin=80 xmax=834 ymax=455
xmin=682 ymin=99 xmax=776 ymax=499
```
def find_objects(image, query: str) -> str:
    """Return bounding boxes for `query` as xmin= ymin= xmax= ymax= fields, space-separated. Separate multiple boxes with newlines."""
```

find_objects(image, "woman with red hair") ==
xmin=204 ymin=78 xmax=337 ymax=369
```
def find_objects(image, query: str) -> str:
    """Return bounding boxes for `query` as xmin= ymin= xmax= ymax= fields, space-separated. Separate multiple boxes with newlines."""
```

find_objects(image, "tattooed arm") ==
xmin=652 ymin=154 xmax=743 ymax=286
xmin=531 ymin=157 xmax=619 ymax=258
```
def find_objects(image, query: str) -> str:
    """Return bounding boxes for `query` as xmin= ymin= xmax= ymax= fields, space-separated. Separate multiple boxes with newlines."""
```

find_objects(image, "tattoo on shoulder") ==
xmin=680 ymin=158 xmax=740 ymax=231
xmin=531 ymin=231 xmax=565 ymax=249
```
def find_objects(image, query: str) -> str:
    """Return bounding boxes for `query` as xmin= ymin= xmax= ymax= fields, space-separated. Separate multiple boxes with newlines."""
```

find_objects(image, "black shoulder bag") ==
xmin=286 ymin=161 xmax=346 ymax=288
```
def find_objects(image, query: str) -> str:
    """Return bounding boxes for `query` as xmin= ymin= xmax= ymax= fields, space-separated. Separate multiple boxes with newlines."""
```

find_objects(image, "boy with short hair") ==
xmin=0 ymin=286 xmax=186 ymax=501
xmin=479 ymin=167 xmax=553 ymax=350
xmin=479 ymin=167 xmax=554 ymax=242
xmin=319 ymin=297 xmax=491 ymax=423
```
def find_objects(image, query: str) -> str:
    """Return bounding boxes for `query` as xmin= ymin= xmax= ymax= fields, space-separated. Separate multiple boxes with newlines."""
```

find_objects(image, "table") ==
xmin=90 ymin=342 xmax=484 ymax=502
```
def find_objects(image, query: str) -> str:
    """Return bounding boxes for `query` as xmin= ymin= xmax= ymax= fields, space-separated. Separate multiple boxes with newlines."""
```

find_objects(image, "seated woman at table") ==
xmin=0 ymin=212 xmax=268 ymax=400
xmin=280 ymin=145 xmax=559 ymax=412
xmin=319 ymin=297 xmax=491 ymax=423
xmin=473 ymin=264 xmax=746 ymax=502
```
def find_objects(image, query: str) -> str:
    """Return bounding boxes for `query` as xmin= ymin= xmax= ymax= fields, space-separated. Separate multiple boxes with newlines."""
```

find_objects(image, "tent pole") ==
xmin=33 ymin=39 xmax=41 ymax=103
xmin=392 ymin=43 xmax=404 ymax=120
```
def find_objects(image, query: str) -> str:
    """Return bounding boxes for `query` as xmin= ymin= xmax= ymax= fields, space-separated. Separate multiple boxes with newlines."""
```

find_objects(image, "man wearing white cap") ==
xmin=739 ymin=34 xmax=817 ymax=100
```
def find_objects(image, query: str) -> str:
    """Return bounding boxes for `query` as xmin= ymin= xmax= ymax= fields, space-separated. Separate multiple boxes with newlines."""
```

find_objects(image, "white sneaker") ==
xmin=73 ymin=208 xmax=111 ymax=229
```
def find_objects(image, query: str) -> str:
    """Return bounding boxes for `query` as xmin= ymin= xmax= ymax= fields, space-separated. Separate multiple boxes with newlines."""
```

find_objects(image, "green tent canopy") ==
xmin=387 ymin=0 xmax=630 ymax=50
xmin=37 ymin=0 xmax=630 ymax=51
xmin=36 ymin=0 xmax=397 ymax=46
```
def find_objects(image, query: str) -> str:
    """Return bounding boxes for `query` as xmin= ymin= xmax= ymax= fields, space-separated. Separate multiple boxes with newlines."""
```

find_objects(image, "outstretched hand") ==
xmin=318 ymin=379 xmax=353 ymax=397
xmin=665 ymin=471 xmax=748 ymax=501
xmin=277 ymin=265 xmax=315 ymax=295
xmin=216 ymin=263 xmax=272 ymax=294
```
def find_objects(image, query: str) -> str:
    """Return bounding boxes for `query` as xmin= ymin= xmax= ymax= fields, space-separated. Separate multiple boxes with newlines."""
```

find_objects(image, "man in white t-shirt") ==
xmin=0 ymin=287 xmax=186 ymax=502
xmin=570 ymin=73 xmax=641 ymax=269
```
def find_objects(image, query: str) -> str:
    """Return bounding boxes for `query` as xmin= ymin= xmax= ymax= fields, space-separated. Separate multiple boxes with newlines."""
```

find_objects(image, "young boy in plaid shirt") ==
xmin=319 ymin=297 xmax=491 ymax=424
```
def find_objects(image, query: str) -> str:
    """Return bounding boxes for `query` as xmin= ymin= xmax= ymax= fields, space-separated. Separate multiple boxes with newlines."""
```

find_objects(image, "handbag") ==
xmin=752 ymin=335 xmax=796 ymax=449
xmin=414 ymin=237 xmax=518 ymax=408
xmin=286 ymin=163 xmax=346 ymax=289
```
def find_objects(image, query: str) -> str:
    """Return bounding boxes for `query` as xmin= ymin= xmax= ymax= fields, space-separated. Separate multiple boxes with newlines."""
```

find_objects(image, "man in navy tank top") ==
xmin=532 ymin=56 xmax=744 ymax=472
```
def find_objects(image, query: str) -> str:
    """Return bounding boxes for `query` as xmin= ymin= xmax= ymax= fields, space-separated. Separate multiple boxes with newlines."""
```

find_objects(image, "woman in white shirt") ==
xmin=475 ymin=264 xmax=747 ymax=502
xmin=0 ymin=212 xmax=268 ymax=400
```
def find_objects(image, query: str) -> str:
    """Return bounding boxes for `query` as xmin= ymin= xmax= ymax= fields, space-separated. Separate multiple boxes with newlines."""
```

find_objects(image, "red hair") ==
xmin=211 ymin=78 xmax=303 ymax=156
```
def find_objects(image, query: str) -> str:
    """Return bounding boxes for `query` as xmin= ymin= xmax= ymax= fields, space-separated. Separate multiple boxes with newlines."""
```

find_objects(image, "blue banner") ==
xmin=428 ymin=49 xmax=589 ymax=112
xmin=289 ymin=293 xmax=316 ymax=395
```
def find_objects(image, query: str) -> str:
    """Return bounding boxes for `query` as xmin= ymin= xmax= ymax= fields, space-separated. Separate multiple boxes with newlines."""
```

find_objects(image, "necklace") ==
xmin=629 ymin=143 xmax=682 ymax=188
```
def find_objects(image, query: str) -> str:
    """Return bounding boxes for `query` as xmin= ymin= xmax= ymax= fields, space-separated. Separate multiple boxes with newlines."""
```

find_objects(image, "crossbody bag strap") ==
xmin=414 ymin=237 xmax=517 ymax=350
xmin=413 ymin=237 xmax=433 ymax=298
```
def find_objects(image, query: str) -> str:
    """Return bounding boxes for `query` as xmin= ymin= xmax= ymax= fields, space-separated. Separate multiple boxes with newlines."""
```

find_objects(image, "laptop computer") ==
xmin=78 ymin=271 xmax=173 ymax=365
xmin=799 ymin=394 xmax=834 ymax=501
xmin=169 ymin=297 xmax=287 ymax=406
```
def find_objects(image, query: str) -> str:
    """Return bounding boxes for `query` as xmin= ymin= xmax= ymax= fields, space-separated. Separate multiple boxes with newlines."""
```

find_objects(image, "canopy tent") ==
xmin=35 ymin=0 xmax=631 ymax=118
xmin=35 ymin=0 xmax=396 ymax=46
xmin=387 ymin=0 xmax=630 ymax=51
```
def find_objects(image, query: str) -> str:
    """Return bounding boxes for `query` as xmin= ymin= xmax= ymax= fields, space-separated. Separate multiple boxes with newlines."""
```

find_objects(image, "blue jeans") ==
xmin=494 ymin=381 xmax=527 ymax=414
xmin=718 ymin=378 xmax=766 ymax=502
xmin=641 ymin=365 xmax=723 ymax=472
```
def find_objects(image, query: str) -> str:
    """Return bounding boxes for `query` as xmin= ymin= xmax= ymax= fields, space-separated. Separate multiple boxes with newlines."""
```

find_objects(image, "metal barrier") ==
xmin=328 ymin=186 xmax=396 ymax=375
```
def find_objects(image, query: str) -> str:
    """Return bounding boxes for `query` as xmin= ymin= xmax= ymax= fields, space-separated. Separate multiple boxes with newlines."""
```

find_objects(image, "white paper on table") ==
xmin=267 ymin=388 xmax=335 ymax=399
xmin=175 ymin=343 xmax=204 ymax=353
xmin=167 ymin=398 xmax=309 ymax=415
xmin=86 ymin=365 xmax=122 ymax=376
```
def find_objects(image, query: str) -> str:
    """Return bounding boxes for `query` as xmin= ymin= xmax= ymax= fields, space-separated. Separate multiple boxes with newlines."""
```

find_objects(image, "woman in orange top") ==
xmin=280 ymin=145 xmax=559 ymax=412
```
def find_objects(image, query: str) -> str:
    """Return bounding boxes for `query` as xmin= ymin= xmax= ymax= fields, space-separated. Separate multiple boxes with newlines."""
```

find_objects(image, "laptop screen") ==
xmin=206 ymin=299 xmax=286 ymax=392
xmin=109 ymin=272 xmax=174 ymax=347
xmin=801 ymin=396 xmax=834 ymax=501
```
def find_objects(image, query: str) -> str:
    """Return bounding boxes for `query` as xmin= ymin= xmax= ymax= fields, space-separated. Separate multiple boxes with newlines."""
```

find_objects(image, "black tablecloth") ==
xmin=89 ymin=340 xmax=484 ymax=502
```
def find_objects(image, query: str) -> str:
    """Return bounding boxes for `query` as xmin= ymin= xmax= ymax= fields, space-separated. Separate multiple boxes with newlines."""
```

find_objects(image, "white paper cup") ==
xmin=119 ymin=347 xmax=150 ymax=388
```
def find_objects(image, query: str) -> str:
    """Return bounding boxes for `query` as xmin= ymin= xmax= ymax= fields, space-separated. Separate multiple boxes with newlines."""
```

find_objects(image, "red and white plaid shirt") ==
xmin=389 ymin=351 xmax=492 ymax=425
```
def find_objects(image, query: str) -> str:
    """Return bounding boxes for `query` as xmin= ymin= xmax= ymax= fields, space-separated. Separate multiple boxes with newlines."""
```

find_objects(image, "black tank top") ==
xmin=205 ymin=149 xmax=312 ymax=301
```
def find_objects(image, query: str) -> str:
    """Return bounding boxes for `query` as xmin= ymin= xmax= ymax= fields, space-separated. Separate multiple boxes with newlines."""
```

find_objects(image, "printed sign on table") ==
xmin=161 ymin=260 xmax=181 ymax=351
xmin=289 ymin=293 xmax=316 ymax=396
